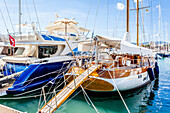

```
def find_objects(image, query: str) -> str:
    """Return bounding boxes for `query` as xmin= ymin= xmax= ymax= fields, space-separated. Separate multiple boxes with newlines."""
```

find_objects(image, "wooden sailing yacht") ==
xmin=64 ymin=0 xmax=159 ymax=92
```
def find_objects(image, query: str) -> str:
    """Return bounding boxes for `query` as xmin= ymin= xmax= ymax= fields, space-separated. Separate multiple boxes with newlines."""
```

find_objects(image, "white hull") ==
xmin=88 ymin=70 xmax=151 ymax=92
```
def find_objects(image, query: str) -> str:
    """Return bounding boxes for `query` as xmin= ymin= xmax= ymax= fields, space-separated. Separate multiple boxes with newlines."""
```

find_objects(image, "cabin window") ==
xmin=8 ymin=49 xmax=11 ymax=55
xmin=38 ymin=46 xmax=58 ymax=58
xmin=15 ymin=48 xmax=25 ymax=55
xmin=14 ymin=48 xmax=18 ymax=53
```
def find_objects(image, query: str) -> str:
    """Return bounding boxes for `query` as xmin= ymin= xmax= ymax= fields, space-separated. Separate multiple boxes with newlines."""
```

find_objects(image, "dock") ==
xmin=39 ymin=65 xmax=100 ymax=113
xmin=0 ymin=104 xmax=26 ymax=113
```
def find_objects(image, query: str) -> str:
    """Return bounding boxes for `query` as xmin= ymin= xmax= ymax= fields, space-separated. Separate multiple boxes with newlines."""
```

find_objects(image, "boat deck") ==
xmin=39 ymin=65 xmax=100 ymax=113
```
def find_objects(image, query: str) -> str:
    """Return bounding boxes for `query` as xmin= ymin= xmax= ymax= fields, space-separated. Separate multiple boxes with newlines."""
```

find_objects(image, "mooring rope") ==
xmin=58 ymin=70 xmax=105 ymax=110
xmin=107 ymin=70 xmax=130 ymax=113
xmin=80 ymin=85 xmax=99 ymax=113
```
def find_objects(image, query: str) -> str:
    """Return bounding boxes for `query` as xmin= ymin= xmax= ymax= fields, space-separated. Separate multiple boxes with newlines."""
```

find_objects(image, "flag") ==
xmin=56 ymin=13 xmax=59 ymax=18
xmin=9 ymin=34 xmax=15 ymax=47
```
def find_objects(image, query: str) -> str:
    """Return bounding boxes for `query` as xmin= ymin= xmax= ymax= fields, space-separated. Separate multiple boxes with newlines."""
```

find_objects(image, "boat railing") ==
xmin=6 ymin=32 xmax=37 ymax=42
xmin=3 ymin=60 xmax=74 ymax=93
xmin=0 ymin=62 xmax=28 ymax=76
xmin=98 ymin=57 xmax=154 ymax=70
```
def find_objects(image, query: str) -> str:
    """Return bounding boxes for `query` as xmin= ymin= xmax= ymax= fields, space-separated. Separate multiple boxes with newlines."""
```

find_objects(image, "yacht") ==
xmin=0 ymin=18 xmax=90 ymax=95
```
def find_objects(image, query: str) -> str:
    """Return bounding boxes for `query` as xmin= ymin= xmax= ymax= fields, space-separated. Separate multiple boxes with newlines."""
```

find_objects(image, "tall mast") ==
xmin=166 ymin=22 xmax=168 ymax=52
xmin=126 ymin=0 xmax=129 ymax=33
xmin=19 ymin=0 xmax=21 ymax=34
xmin=141 ymin=0 xmax=145 ymax=45
xmin=137 ymin=0 xmax=139 ymax=46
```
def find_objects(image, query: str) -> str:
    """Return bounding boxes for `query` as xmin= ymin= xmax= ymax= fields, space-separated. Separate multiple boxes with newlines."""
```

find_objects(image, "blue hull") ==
xmin=157 ymin=53 xmax=170 ymax=58
xmin=6 ymin=60 xmax=73 ymax=94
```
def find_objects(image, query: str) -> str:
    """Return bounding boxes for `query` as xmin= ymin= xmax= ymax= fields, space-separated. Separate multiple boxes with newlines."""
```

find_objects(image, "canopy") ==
xmin=78 ymin=35 xmax=154 ymax=57
xmin=46 ymin=18 xmax=90 ymax=34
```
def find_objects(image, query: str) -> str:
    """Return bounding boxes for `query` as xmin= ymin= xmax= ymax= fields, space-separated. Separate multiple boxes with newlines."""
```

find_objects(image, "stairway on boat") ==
xmin=39 ymin=65 xmax=100 ymax=113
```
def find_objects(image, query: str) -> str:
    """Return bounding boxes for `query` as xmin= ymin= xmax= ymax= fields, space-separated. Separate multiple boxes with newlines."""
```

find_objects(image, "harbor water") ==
xmin=0 ymin=58 xmax=169 ymax=113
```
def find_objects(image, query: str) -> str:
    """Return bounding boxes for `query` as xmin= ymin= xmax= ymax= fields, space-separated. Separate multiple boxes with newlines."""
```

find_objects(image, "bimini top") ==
xmin=78 ymin=35 xmax=154 ymax=57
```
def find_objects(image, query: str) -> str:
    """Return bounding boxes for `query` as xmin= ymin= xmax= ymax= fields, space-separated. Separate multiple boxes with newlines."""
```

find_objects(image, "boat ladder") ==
xmin=39 ymin=64 xmax=100 ymax=113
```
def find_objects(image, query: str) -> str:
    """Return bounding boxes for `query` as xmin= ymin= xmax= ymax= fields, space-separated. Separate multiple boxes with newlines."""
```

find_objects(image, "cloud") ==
xmin=156 ymin=5 xmax=159 ymax=8
xmin=117 ymin=3 xmax=125 ymax=10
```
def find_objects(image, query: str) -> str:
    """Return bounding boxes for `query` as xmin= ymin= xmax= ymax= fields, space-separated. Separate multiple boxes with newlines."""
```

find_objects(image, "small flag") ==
xmin=9 ymin=34 xmax=15 ymax=47
xmin=56 ymin=13 xmax=59 ymax=18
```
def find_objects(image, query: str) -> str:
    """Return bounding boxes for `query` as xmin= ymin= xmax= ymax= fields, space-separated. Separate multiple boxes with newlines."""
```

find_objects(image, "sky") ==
xmin=0 ymin=0 xmax=169 ymax=43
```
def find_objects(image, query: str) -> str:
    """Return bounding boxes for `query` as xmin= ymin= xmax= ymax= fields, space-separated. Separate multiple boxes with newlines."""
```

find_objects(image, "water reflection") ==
xmin=84 ymin=79 xmax=160 ymax=113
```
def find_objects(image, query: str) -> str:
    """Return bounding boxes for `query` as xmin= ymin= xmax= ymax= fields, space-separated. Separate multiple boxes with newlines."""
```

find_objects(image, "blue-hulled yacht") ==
xmin=0 ymin=18 xmax=90 ymax=95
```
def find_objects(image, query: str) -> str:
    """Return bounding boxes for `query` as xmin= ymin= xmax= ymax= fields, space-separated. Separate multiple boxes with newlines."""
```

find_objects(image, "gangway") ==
xmin=39 ymin=64 xmax=100 ymax=113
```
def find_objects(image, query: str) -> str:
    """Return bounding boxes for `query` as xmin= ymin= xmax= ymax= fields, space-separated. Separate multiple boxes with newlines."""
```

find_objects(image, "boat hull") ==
xmin=82 ymin=70 xmax=151 ymax=92
xmin=6 ymin=59 xmax=73 ymax=95
xmin=65 ymin=66 xmax=154 ymax=92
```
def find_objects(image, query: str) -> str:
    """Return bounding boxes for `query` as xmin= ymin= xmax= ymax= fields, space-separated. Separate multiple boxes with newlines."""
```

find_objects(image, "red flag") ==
xmin=9 ymin=34 xmax=15 ymax=47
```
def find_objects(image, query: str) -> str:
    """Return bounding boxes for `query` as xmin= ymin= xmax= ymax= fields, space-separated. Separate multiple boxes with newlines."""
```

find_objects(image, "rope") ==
xmin=0 ymin=90 xmax=60 ymax=100
xmin=107 ymin=70 xmax=130 ymax=113
xmin=83 ymin=0 xmax=92 ymax=34
xmin=25 ymin=0 xmax=32 ymax=23
xmin=107 ymin=0 xmax=109 ymax=36
xmin=38 ymin=61 xmax=74 ymax=108
xmin=38 ymin=69 xmax=73 ymax=109
xmin=32 ymin=0 xmax=41 ymax=32
xmin=4 ymin=0 xmax=15 ymax=33
xmin=7 ymin=66 xmax=68 ymax=89
xmin=80 ymin=85 xmax=99 ymax=113
xmin=42 ymin=62 xmax=69 ymax=103
xmin=82 ymin=89 xmax=91 ymax=106
xmin=38 ymin=89 xmax=43 ymax=111
xmin=93 ymin=0 xmax=100 ymax=31
xmin=0 ymin=61 xmax=73 ymax=100
xmin=0 ymin=8 xmax=9 ymax=33
xmin=59 ymin=70 xmax=105 ymax=109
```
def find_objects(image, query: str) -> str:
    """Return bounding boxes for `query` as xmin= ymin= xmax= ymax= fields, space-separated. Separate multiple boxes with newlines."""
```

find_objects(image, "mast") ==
xmin=137 ymin=0 xmax=139 ymax=46
xmin=141 ymin=0 xmax=145 ymax=46
xmin=166 ymin=22 xmax=168 ymax=52
xmin=19 ymin=0 xmax=21 ymax=34
xmin=126 ymin=0 xmax=129 ymax=33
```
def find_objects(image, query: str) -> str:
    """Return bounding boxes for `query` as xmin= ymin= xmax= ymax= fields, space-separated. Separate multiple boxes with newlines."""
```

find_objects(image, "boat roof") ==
xmin=78 ymin=35 xmax=154 ymax=57
xmin=46 ymin=18 xmax=90 ymax=34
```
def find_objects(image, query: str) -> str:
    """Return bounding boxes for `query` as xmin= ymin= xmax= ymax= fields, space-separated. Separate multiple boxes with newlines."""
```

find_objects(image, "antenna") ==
xmin=19 ymin=0 xmax=21 ymax=34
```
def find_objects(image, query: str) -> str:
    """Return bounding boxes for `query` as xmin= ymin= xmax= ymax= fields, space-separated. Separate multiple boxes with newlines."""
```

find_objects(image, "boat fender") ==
xmin=122 ymin=58 xmax=125 ymax=66
xmin=147 ymin=68 xmax=155 ymax=81
xmin=154 ymin=62 xmax=159 ymax=78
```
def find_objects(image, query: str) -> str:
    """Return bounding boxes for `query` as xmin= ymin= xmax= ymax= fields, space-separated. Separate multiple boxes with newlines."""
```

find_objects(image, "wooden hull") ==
xmin=83 ymin=70 xmax=151 ymax=92
xmin=65 ymin=66 xmax=154 ymax=92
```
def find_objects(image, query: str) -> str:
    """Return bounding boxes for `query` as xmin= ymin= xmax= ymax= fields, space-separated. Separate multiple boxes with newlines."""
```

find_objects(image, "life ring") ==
xmin=122 ymin=58 xmax=125 ymax=66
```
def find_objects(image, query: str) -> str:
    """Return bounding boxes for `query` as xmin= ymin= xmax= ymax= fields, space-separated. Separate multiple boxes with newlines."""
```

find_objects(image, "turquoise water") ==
xmin=0 ymin=58 xmax=169 ymax=113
